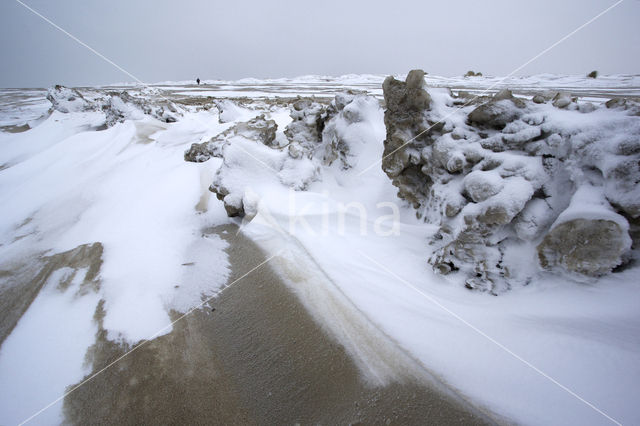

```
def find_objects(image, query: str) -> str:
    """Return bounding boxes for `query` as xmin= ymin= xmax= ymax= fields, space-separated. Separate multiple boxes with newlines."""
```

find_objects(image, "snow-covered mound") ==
xmin=381 ymin=70 xmax=639 ymax=293
xmin=46 ymin=85 xmax=94 ymax=113
xmin=185 ymin=92 xmax=382 ymax=216
xmin=47 ymin=85 xmax=181 ymax=126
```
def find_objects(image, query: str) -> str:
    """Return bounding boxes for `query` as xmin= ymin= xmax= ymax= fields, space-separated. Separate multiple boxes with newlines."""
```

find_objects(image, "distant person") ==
xmin=196 ymin=78 xmax=200 ymax=85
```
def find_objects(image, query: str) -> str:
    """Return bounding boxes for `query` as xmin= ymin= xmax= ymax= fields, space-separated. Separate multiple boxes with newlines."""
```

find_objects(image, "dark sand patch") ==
xmin=0 ymin=123 xmax=30 ymax=133
xmin=63 ymin=226 xmax=493 ymax=425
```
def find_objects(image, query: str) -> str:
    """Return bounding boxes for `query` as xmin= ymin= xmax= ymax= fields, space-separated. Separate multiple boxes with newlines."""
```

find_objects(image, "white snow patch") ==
xmin=0 ymin=268 xmax=100 ymax=425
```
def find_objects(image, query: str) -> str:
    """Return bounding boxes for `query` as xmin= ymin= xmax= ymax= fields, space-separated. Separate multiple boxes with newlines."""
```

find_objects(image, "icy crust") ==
xmin=382 ymin=70 xmax=640 ymax=292
xmin=186 ymin=92 xmax=379 ymax=217
xmin=46 ymin=85 xmax=181 ymax=126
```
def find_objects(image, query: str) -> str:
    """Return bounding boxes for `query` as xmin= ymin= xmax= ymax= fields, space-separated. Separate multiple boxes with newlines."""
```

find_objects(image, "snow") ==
xmin=0 ymin=111 xmax=104 ymax=168
xmin=1 ymin=74 xmax=639 ymax=425
xmin=463 ymin=170 xmax=505 ymax=202
xmin=552 ymin=184 xmax=630 ymax=231
xmin=242 ymin=183 xmax=640 ymax=426
xmin=0 ymin=106 xmax=232 ymax=423
xmin=0 ymin=267 xmax=100 ymax=425
xmin=215 ymin=99 xmax=258 ymax=123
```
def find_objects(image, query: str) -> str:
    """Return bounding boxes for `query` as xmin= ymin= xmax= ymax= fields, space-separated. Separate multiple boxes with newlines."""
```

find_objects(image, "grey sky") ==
xmin=0 ymin=0 xmax=639 ymax=88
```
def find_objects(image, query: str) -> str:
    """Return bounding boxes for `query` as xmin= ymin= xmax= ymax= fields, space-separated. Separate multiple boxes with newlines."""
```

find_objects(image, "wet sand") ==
xmin=63 ymin=225 xmax=494 ymax=425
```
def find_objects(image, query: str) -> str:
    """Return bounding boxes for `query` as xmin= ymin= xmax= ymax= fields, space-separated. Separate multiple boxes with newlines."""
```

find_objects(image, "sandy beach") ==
xmin=61 ymin=224 xmax=493 ymax=425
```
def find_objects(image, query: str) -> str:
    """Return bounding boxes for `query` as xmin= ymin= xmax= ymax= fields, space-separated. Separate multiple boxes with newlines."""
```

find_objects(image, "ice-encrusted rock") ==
xmin=103 ymin=91 xmax=180 ymax=125
xmin=284 ymin=98 xmax=331 ymax=159
xmin=319 ymin=92 xmax=380 ymax=169
xmin=468 ymin=89 xmax=526 ymax=129
xmin=47 ymin=85 xmax=181 ymax=126
xmin=463 ymin=170 xmax=504 ymax=202
xmin=210 ymin=176 xmax=245 ymax=217
xmin=381 ymin=70 xmax=437 ymax=208
xmin=578 ymin=102 xmax=597 ymax=113
xmin=183 ymin=141 xmax=217 ymax=163
xmin=382 ymin=70 xmax=432 ymax=175
xmin=200 ymin=93 xmax=381 ymax=218
xmin=432 ymin=136 xmax=466 ymax=173
xmin=184 ymin=114 xmax=278 ymax=163
xmin=382 ymin=70 xmax=638 ymax=292
xmin=532 ymin=95 xmax=546 ymax=104
xmin=215 ymin=99 xmax=252 ymax=123
xmin=604 ymin=98 xmax=640 ymax=116
xmin=281 ymin=92 xmax=376 ymax=169
xmin=240 ymin=114 xmax=278 ymax=147
xmin=537 ymin=185 xmax=632 ymax=276
xmin=552 ymin=92 xmax=574 ymax=109
xmin=102 ymin=93 xmax=145 ymax=126
xmin=538 ymin=218 xmax=629 ymax=276
xmin=47 ymin=85 xmax=93 ymax=113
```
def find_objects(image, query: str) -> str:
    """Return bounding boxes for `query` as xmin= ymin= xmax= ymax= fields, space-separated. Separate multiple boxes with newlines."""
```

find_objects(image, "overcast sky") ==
xmin=1 ymin=0 xmax=639 ymax=87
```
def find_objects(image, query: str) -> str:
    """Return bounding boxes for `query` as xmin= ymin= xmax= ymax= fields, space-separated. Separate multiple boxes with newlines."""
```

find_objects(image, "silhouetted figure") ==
xmin=196 ymin=78 xmax=200 ymax=85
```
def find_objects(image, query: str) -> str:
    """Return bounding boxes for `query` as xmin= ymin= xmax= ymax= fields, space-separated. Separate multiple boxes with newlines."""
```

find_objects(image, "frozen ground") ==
xmin=0 ymin=73 xmax=638 ymax=425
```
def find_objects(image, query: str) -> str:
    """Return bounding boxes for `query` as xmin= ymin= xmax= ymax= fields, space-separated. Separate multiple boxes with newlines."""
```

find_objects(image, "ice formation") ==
xmin=46 ymin=85 xmax=181 ymax=126
xmin=185 ymin=92 xmax=379 ymax=217
xmin=381 ymin=70 xmax=639 ymax=292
